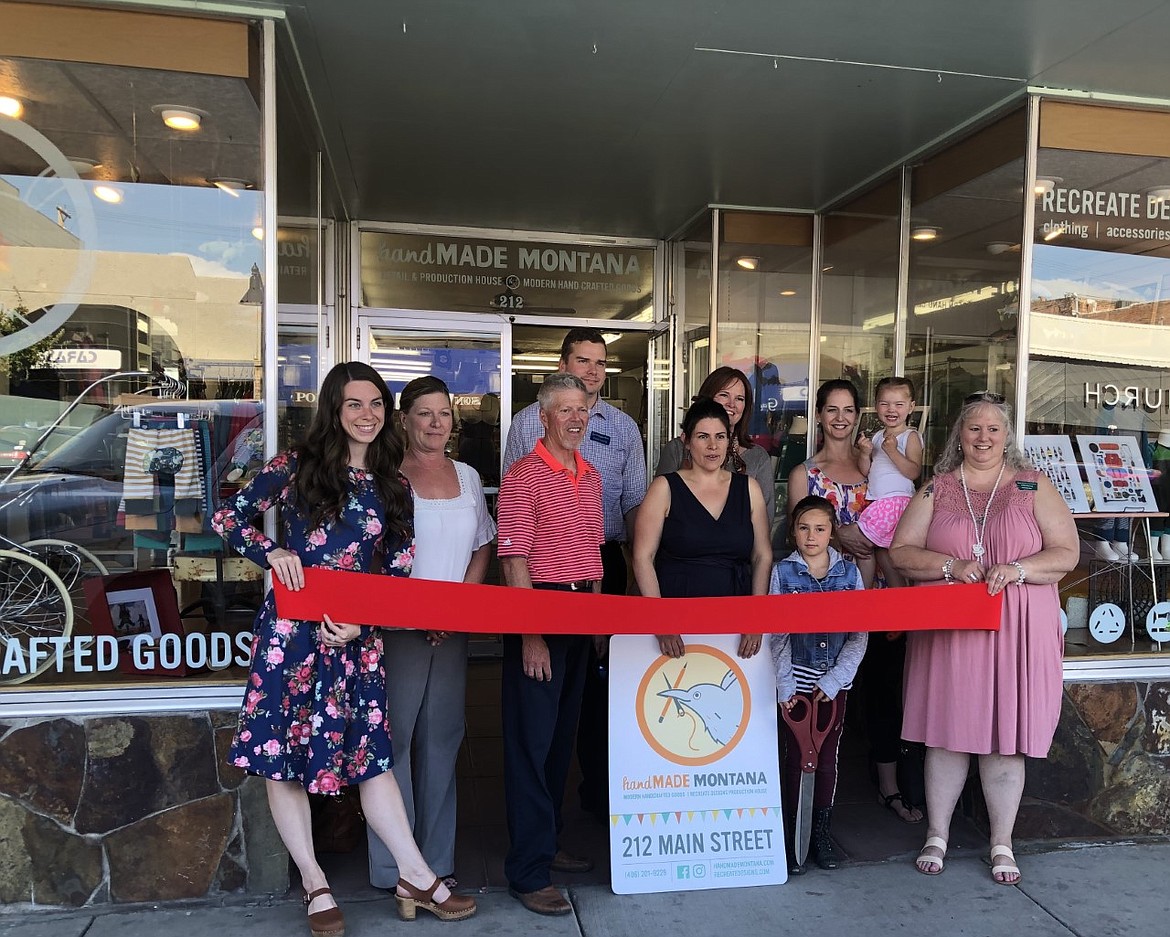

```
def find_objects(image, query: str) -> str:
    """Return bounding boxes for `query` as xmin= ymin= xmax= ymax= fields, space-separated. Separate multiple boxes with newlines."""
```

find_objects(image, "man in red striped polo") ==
xmin=497 ymin=372 xmax=604 ymax=916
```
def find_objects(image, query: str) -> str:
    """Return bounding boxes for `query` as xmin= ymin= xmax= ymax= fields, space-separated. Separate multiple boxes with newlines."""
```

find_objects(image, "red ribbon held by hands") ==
xmin=274 ymin=568 xmax=1001 ymax=636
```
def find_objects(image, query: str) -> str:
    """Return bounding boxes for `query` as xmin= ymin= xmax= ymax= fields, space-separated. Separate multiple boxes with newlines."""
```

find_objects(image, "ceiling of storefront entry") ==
xmin=266 ymin=0 xmax=1170 ymax=235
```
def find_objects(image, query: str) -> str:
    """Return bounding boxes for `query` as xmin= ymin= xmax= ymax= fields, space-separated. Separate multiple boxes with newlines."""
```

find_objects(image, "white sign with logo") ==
xmin=48 ymin=347 xmax=122 ymax=370
xmin=608 ymin=634 xmax=785 ymax=894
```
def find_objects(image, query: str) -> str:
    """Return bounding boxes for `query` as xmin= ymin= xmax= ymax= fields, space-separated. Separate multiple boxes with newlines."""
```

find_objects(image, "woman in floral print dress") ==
xmin=213 ymin=362 xmax=475 ymax=935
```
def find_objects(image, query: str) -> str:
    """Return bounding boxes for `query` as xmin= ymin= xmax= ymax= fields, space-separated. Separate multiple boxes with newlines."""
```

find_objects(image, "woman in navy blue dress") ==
xmin=633 ymin=398 xmax=773 ymax=659
xmin=213 ymin=362 xmax=475 ymax=935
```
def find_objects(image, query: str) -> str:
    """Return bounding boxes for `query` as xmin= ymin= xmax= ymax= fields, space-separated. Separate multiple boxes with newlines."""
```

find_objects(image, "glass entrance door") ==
xmin=358 ymin=314 xmax=662 ymax=490
xmin=357 ymin=314 xmax=507 ymax=490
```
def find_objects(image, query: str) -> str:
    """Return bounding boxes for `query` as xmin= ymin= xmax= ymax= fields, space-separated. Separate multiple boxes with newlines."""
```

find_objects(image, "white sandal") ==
xmin=915 ymin=835 xmax=947 ymax=875
xmin=990 ymin=844 xmax=1020 ymax=885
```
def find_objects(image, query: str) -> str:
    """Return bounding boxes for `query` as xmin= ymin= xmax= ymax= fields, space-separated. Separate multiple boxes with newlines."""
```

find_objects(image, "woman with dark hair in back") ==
xmin=213 ymin=362 xmax=475 ymax=936
xmin=655 ymin=366 xmax=776 ymax=523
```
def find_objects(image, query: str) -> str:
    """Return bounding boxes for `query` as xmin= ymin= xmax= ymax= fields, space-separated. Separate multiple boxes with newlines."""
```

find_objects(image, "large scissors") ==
xmin=780 ymin=693 xmax=841 ymax=867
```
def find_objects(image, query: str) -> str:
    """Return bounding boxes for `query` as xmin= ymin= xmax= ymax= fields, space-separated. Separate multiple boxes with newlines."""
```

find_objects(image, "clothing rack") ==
xmin=115 ymin=403 xmax=215 ymax=428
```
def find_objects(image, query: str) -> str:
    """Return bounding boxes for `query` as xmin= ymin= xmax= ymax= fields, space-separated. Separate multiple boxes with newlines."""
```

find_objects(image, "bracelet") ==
xmin=942 ymin=557 xmax=955 ymax=584
xmin=1011 ymin=561 xmax=1026 ymax=585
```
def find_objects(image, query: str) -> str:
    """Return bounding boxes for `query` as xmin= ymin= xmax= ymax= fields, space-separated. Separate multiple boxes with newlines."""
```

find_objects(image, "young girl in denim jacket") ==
xmin=770 ymin=495 xmax=868 ymax=874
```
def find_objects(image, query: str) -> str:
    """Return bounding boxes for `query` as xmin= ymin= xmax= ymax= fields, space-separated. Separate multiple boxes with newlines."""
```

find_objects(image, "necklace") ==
xmin=960 ymin=461 xmax=1006 ymax=559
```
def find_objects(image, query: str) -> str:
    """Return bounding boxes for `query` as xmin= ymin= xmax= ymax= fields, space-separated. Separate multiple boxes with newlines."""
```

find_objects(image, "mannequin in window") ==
xmin=1152 ymin=428 xmax=1170 ymax=561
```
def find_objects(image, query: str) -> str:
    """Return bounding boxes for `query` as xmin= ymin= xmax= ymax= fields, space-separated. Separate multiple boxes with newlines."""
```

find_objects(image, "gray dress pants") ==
xmin=367 ymin=630 xmax=468 ymax=887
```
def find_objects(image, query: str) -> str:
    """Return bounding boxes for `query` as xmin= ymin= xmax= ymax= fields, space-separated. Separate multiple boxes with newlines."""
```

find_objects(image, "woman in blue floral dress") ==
xmin=213 ymin=362 xmax=475 ymax=935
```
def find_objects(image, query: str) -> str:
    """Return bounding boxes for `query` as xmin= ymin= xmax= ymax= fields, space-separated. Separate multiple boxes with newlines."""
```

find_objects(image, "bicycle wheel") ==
xmin=0 ymin=549 xmax=74 ymax=685
xmin=23 ymin=539 xmax=110 ymax=579
xmin=22 ymin=539 xmax=108 ymax=632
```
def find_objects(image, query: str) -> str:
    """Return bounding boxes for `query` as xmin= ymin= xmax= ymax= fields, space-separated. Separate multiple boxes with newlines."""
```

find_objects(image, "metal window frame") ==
xmin=1014 ymin=94 xmax=1040 ymax=440
xmin=804 ymin=213 xmax=824 ymax=457
xmin=894 ymin=165 xmax=912 ymax=377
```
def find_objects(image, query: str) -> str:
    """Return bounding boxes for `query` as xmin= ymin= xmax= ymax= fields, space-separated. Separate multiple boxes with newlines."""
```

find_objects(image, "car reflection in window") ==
xmin=24 ymin=412 xmax=129 ymax=481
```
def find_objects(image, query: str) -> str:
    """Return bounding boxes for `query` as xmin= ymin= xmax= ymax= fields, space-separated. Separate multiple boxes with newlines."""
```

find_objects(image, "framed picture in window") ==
xmin=1075 ymin=435 xmax=1158 ymax=512
xmin=1022 ymin=434 xmax=1090 ymax=513
xmin=84 ymin=569 xmax=186 ymax=676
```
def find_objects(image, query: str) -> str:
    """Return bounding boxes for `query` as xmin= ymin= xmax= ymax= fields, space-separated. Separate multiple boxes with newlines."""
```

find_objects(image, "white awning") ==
xmin=1029 ymin=312 xmax=1169 ymax=367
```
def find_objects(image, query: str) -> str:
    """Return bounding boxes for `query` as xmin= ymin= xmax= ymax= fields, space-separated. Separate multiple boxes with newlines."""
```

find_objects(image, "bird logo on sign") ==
xmin=657 ymin=670 xmax=743 ymax=746
xmin=635 ymin=645 xmax=750 ymax=767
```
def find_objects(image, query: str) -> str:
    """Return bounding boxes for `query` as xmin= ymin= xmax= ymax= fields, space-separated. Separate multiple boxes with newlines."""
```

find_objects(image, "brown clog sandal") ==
xmin=303 ymin=887 xmax=345 ymax=937
xmin=395 ymin=877 xmax=477 ymax=922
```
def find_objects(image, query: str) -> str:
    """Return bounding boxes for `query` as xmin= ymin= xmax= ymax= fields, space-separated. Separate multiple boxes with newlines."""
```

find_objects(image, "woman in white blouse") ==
xmin=367 ymin=376 xmax=496 ymax=892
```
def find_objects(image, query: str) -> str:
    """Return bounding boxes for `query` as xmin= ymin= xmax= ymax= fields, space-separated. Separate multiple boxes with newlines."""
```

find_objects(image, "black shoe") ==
xmin=811 ymin=807 xmax=841 ymax=870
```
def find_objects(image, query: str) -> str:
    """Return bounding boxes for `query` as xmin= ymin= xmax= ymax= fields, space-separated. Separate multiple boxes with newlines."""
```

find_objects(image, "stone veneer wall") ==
xmin=1017 ymin=680 xmax=1170 ymax=837
xmin=0 ymin=711 xmax=288 ymax=906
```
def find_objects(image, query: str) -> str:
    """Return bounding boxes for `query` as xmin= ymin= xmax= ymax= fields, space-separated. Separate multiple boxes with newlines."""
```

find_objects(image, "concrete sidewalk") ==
xmin=0 ymin=841 xmax=1161 ymax=937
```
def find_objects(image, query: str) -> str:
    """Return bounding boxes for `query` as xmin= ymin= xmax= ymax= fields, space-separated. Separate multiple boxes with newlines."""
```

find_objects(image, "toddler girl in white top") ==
xmin=856 ymin=376 xmax=923 ymax=588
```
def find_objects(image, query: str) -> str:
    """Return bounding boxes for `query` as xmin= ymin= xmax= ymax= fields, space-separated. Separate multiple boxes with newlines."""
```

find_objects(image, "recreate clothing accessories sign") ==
xmin=275 ymin=569 xmax=1002 ymax=635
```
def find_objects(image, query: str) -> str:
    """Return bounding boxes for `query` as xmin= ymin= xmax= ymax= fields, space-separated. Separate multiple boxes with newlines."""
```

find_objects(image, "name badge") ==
xmin=1015 ymin=480 xmax=1038 ymax=490
xmin=590 ymin=430 xmax=612 ymax=446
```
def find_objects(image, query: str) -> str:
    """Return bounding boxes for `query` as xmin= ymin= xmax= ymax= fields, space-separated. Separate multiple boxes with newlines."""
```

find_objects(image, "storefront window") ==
xmin=673 ymin=212 xmax=713 ymax=410
xmin=905 ymin=111 xmax=1026 ymax=472
xmin=821 ymin=177 xmax=901 ymax=446
xmin=275 ymin=63 xmax=331 ymax=450
xmin=1026 ymin=101 xmax=1170 ymax=659
xmin=0 ymin=24 xmax=267 ymax=690
xmin=717 ymin=211 xmax=814 ymax=532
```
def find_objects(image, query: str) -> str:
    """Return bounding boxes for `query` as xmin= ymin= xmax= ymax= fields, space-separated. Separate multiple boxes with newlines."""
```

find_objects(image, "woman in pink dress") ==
xmin=890 ymin=392 xmax=1077 ymax=885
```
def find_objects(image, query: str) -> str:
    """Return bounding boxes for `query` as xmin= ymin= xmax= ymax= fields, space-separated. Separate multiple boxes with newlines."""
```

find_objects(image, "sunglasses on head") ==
xmin=964 ymin=391 xmax=1005 ymax=405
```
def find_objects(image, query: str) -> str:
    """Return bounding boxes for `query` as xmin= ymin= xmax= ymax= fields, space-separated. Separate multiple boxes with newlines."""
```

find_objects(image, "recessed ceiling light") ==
xmin=910 ymin=225 xmax=940 ymax=241
xmin=986 ymin=241 xmax=1014 ymax=255
xmin=736 ymin=255 xmax=760 ymax=270
xmin=93 ymin=185 xmax=123 ymax=204
xmin=1033 ymin=176 xmax=1061 ymax=197
xmin=1042 ymin=224 xmax=1065 ymax=242
xmin=779 ymin=289 xmax=797 ymax=297
xmin=0 ymin=95 xmax=24 ymax=119
xmin=152 ymin=105 xmax=204 ymax=131
xmin=1145 ymin=186 xmax=1170 ymax=203
xmin=210 ymin=177 xmax=251 ymax=197
xmin=600 ymin=332 xmax=622 ymax=344
xmin=251 ymin=226 xmax=264 ymax=240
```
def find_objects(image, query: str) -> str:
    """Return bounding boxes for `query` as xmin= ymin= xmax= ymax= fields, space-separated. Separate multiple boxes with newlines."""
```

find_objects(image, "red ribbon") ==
xmin=274 ymin=568 xmax=1002 ymax=635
